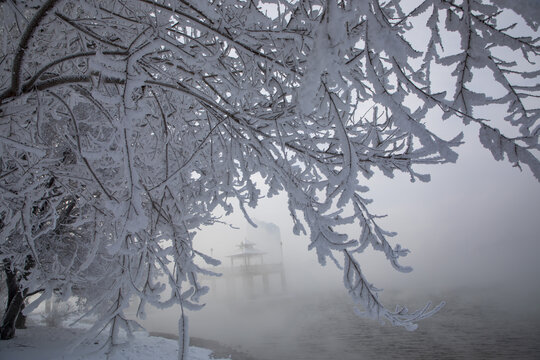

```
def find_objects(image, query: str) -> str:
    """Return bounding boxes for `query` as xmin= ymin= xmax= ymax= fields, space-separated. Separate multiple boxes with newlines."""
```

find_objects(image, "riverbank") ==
xmin=0 ymin=325 xmax=234 ymax=360
xmin=150 ymin=332 xmax=258 ymax=360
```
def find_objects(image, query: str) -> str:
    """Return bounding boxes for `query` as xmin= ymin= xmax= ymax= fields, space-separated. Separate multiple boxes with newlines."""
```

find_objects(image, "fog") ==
xmin=134 ymin=124 xmax=540 ymax=359
xmin=127 ymin=7 xmax=540 ymax=358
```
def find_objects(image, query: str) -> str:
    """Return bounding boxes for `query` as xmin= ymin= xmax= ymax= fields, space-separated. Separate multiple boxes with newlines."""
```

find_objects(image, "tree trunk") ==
xmin=0 ymin=293 xmax=24 ymax=339
xmin=15 ymin=303 xmax=27 ymax=329
xmin=1 ymin=256 xmax=33 ymax=340
xmin=0 ymin=263 xmax=24 ymax=340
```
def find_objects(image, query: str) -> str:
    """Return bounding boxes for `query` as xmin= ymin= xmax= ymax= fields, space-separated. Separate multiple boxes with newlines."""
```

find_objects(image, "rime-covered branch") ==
xmin=0 ymin=0 xmax=538 ymax=353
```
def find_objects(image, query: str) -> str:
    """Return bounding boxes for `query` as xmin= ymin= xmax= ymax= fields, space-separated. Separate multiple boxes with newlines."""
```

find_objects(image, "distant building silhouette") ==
xmin=206 ymin=238 xmax=287 ymax=300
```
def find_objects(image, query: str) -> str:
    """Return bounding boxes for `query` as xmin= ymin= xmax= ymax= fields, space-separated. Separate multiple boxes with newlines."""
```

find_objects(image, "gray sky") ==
xmin=191 ymin=0 xmax=540 ymax=310
xmin=137 ymin=5 xmax=540 ymax=354
xmin=194 ymin=121 xmax=540 ymax=299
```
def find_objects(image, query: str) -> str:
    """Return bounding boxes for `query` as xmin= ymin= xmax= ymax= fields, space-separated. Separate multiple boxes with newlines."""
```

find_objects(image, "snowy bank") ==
xmin=0 ymin=325 xmax=230 ymax=360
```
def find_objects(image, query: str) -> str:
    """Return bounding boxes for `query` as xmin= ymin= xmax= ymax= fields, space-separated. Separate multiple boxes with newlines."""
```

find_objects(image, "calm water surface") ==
xmin=144 ymin=288 xmax=540 ymax=360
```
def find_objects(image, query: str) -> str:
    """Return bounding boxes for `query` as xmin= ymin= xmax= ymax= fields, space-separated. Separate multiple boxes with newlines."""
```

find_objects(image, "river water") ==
xmin=140 ymin=286 xmax=540 ymax=360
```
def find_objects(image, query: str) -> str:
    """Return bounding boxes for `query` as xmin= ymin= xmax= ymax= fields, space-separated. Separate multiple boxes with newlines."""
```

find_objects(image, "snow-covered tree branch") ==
xmin=1 ymin=0 xmax=538 ymax=358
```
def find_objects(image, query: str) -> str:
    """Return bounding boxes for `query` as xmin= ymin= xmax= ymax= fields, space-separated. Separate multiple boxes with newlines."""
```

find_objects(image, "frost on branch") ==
xmin=0 ymin=0 xmax=539 ymax=353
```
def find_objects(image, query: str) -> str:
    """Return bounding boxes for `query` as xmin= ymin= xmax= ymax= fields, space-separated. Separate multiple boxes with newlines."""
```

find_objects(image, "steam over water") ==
xmin=142 ymin=287 xmax=540 ymax=360
xmin=138 ymin=206 xmax=540 ymax=359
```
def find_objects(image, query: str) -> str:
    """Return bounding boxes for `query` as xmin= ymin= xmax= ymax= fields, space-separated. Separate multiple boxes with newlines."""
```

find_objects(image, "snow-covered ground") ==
xmin=0 ymin=324 xmax=230 ymax=360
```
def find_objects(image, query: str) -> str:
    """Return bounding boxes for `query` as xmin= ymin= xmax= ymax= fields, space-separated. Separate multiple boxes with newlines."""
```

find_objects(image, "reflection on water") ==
xmin=139 ymin=287 xmax=540 ymax=360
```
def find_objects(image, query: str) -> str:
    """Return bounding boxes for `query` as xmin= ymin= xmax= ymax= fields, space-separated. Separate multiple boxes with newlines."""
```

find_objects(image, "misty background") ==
xmin=133 ymin=121 xmax=540 ymax=359
xmin=136 ymin=5 xmax=540 ymax=358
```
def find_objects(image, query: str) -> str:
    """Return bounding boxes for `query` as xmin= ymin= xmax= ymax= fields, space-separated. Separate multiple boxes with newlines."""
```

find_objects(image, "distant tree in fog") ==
xmin=0 ymin=0 xmax=538 ymax=358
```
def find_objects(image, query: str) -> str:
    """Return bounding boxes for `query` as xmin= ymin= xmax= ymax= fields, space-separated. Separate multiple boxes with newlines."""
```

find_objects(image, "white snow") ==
xmin=0 ymin=324 xmax=230 ymax=360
